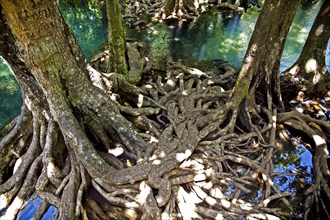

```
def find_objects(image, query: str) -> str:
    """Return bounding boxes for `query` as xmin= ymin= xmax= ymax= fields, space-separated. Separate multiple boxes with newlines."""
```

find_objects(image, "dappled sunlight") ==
xmin=136 ymin=181 xmax=151 ymax=204
xmin=181 ymin=159 xmax=204 ymax=171
xmin=220 ymin=199 xmax=231 ymax=208
xmin=305 ymin=58 xmax=318 ymax=73
xmin=175 ymin=149 xmax=192 ymax=162
xmin=210 ymin=186 xmax=225 ymax=199
xmin=124 ymin=209 xmax=138 ymax=220
xmin=215 ymin=213 xmax=224 ymax=220
xmin=13 ymin=157 xmax=22 ymax=174
xmin=312 ymin=134 xmax=326 ymax=146
xmin=46 ymin=162 xmax=59 ymax=180
xmin=151 ymin=159 xmax=161 ymax=165
xmin=181 ymin=90 xmax=188 ymax=95
xmin=137 ymin=94 xmax=144 ymax=108
xmin=177 ymin=186 xmax=201 ymax=219
xmin=1 ymin=196 xmax=23 ymax=220
xmin=315 ymin=24 xmax=324 ymax=36
xmin=192 ymin=184 xmax=217 ymax=206
xmin=247 ymin=213 xmax=281 ymax=220
xmin=238 ymin=201 xmax=253 ymax=211
xmin=0 ymin=0 xmax=328 ymax=219
xmin=108 ymin=146 xmax=124 ymax=156
xmin=0 ymin=194 xmax=9 ymax=210
xmin=286 ymin=64 xmax=300 ymax=75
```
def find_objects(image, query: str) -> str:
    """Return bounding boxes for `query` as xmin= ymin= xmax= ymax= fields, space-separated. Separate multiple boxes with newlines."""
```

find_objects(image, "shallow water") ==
xmin=0 ymin=3 xmax=327 ymax=127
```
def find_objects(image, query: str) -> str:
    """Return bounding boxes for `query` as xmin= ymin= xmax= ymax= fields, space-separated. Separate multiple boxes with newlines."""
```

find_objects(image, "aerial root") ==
xmin=0 ymin=152 xmax=43 ymax=219
xmin=83 ymin=61 xmax=297 ymax=218
xmin=0 ymin=105 xmax=33 ymax=184
xmin=84 ymin=197 xmax=111 ymax=220
xmin=32 ymin=201 xmax=51 ymax=220
xmin=0 ymin=111 xmax=42 ymax=214
xmin=75 ymin=163 xmax=87 ymax=218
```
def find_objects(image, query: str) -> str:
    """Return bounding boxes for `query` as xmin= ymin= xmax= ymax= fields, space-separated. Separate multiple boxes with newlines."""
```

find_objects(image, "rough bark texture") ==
xmin=283 ymin=0 xmax=330 ymax=95
xmin=106 ymin=0 xmax=128 ymax=76
xmin=0 ymin=1 xmax=149 ymax=217
xmin=231 ymin=0 xmax=300 ymax=111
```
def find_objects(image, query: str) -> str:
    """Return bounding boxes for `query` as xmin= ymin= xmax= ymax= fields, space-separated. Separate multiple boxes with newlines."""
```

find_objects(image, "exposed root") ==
xmin=1 ymin=59 xmax=329 ymax=219
xmin=0 ymin=105 xmax=33 ymax=184
xmin=278 ymin=110 xmax=330 ymax=218
xmin=122 ymin=0 xmax=243 ymax=27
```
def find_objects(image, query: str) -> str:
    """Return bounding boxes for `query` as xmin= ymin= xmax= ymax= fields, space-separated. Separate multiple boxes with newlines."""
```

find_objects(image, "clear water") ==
xmin=58 ymin=3 xmax=108 ymax=59
xmin=0 ymin=3 xmax=327 ymax=127
xmin=0 ymin=57 xmax=22 ymax=127
xmin=17 ymin=197 xmax=57 ymax=220
xmin=273 ymin=139 xmax=314 ymax=193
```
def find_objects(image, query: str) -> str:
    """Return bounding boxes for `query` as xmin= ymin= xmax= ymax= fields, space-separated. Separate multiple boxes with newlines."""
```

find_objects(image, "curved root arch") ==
xmin=278 ymin=111 xmax=330 ymax=218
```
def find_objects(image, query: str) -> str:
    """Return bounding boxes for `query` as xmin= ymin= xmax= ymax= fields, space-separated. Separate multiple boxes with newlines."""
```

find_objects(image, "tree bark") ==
xmin=0 ymin=1 xmax=149 ymax=217
xmin=106 ymin=0 xmax=128 ymax=76
xmin=283 ymin=0 xmax=330 ymax=95
xmin=231 ymin=0 xmax=300 ymax=111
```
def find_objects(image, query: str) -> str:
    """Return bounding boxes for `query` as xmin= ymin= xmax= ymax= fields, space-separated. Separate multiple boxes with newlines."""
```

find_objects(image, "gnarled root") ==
xmin=278 ymin=110 xmax=330 ymax=219
xmin=1 ymin=60 xmax=329 ymax=219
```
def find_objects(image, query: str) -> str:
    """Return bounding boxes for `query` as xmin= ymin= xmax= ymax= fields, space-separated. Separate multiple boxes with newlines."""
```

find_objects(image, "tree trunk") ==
xmin=283 ymin=0 xmax=330 ymax=95
xmin=106 ymin=0 xmax=128 ymax=76
xmin=0 ymin=0 xmax=148 ymax=218
xmin=231 ymin=0 xmax=300 ymax=112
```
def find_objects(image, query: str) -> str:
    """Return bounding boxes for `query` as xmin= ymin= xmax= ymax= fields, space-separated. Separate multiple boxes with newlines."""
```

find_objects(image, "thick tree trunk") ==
xmin=283 ymin=0 xmax=330 ymax=95
xmin=104 ymin=0 xmax=144 ymax=85
xmin=0 ymin=0 xmax=148 ymax=218
xmin=231 ymin=0 xmax=300 ymax=111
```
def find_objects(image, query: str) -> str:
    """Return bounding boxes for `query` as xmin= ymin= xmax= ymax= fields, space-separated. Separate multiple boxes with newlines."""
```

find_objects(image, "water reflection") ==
xmin=159 ymin=9 xmax=255 ymax=67
xmin=272 ymin=130 xmax=314 ymax=216
xmin=281 ymin=1 xmax=323 ymax=71
xmin=17 ymin=197 xmax=57 ymax=220
xmin=0 ymin=0 xmax=326 ymax=169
